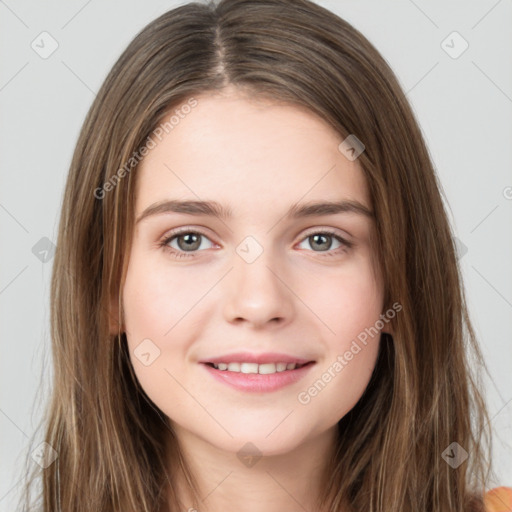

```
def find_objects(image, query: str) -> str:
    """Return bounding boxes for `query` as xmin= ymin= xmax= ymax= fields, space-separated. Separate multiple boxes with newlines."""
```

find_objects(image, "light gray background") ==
xmin=1 ymin=0 xmax=511 ymax=509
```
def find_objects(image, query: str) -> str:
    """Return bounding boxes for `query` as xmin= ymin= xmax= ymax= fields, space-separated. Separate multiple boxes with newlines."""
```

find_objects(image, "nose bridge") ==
xmin=223 ymin=234 xmax=294 ymax=326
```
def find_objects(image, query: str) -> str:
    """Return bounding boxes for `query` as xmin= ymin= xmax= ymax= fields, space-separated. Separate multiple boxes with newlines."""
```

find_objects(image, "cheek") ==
xmin=121 ymin=253 xmax=186 ymax=380
xmin=123 ymin=279 xmax=168 ymax=342
xmin=301 ymin=257 xmax=383 ymax=344
xmin=294 ymin=259 xmax=383 ymax=414
xmin=122 ymin=252 xmax=198 ymax=341
xmin=121 ymin=254 xmax=197 ymax=411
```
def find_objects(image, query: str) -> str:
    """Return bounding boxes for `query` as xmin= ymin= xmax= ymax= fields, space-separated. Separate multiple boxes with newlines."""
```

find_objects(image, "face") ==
xmin=119 ymin=87 xmax=386 ymax=457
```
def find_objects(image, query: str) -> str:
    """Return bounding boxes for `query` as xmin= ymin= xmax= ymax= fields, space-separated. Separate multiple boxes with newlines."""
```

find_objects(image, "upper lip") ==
xmin=200 ymin=352 xmax=315 ymax=365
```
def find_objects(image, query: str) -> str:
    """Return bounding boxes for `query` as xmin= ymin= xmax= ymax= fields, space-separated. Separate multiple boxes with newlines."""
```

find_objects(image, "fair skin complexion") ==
xmin=115 ymin=87 xmax=390 ymax=512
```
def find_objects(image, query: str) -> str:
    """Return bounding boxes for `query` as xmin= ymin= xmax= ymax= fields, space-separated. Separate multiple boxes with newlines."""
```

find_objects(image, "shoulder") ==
xmin=484 ymin=486 xmax=512 ymax=512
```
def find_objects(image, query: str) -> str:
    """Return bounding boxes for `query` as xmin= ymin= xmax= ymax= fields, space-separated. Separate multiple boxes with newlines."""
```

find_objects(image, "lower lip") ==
xmin=200 ymin=362 xmax=315 ymax=392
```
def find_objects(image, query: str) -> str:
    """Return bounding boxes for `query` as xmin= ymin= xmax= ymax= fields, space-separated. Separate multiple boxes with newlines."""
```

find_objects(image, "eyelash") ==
xmin=158 ymin=227 xmax=353 ymax=260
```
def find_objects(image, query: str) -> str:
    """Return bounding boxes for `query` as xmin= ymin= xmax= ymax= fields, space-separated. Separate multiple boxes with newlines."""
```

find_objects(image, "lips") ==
xmin=201 ymin=358 xmax=316 ymax=392
xmin=199 ymin=352 xmax=314 ymax=366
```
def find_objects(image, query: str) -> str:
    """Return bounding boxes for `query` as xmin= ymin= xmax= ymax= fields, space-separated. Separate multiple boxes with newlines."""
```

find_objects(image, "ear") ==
xmin=382 ymin=324 xmax=394 ymax=337
xmin=108 ymin=293 xmax=124 ymax=336
xmin=380 ymin=310 xmax=395 ymax=338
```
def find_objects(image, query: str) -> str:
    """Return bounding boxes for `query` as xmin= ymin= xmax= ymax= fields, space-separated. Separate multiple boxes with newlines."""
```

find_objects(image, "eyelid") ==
xmin=161 ymin=225 xmax=215 ymax=240
xmin=299 ymin=225 xmax=352 ymax=241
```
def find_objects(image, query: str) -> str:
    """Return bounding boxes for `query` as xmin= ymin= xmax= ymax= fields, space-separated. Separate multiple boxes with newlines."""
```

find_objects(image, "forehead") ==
xmin=135 ymin=90 xmax=371 ymax=216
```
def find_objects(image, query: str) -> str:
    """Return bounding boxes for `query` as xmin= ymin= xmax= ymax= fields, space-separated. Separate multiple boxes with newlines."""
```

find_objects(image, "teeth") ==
xmin=211 ymin=362 xmax=300 ymax=374
xmin=240 ymin=363 xmax=258 ymax=374
xmin=258 ymin=363 xmax=278 ymax=375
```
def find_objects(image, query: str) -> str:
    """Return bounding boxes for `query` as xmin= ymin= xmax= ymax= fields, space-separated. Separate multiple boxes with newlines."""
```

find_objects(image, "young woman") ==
xmin=19 ymin=0 xmax=511 ymax=511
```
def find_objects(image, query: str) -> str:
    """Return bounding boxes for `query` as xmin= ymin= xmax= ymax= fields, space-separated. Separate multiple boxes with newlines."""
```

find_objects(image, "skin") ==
xmin=115 ymin=86 xmax=390 ymax=512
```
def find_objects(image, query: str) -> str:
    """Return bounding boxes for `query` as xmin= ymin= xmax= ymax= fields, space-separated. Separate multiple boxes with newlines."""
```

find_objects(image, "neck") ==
xmin=162 ymin=424 xmax=339 ymax=512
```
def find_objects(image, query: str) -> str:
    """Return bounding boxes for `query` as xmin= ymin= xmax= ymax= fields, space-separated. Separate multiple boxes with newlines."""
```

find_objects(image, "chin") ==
xmin=216 ymin=435 xmax=304 ymax=459
xmin=202 ymin=420 xmax=313 ymax=457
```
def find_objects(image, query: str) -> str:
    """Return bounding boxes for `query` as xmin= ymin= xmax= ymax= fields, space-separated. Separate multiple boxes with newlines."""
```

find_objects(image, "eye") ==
xmin=159 ymin=227 xmax=353 ymax=260
xmin=296 ymin=229 xmax=352 ymax=257
xmin=160 ymin=229 xmax=215 ymax=259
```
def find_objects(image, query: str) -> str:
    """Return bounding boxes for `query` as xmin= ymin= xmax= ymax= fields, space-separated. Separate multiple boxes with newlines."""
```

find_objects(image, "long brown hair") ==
xmin=18 ymin=0 xmax=493 ymax=510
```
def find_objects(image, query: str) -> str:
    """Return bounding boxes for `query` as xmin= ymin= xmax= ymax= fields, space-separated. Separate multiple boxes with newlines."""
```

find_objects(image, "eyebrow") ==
xmin=135 ymin=198 xmax=374 ymax=224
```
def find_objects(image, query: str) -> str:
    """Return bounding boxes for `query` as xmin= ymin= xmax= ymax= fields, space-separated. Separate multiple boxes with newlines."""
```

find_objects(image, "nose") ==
xmin=223 ymin=248 xmax=295 ymax=329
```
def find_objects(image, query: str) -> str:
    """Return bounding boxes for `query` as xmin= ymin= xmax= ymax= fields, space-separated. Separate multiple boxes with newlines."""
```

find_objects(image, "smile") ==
xmin=206 ymin=362 xmax=310 ymax=374
xmin=201 ymin=361 xmax=316 ymax=392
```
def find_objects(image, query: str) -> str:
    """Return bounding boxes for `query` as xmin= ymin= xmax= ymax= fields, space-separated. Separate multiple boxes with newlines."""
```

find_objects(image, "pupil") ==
xmin=311 ymin=234 xmax=330 ymax=251
xmin=178 ymin=233 xmax=200 ymax=251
